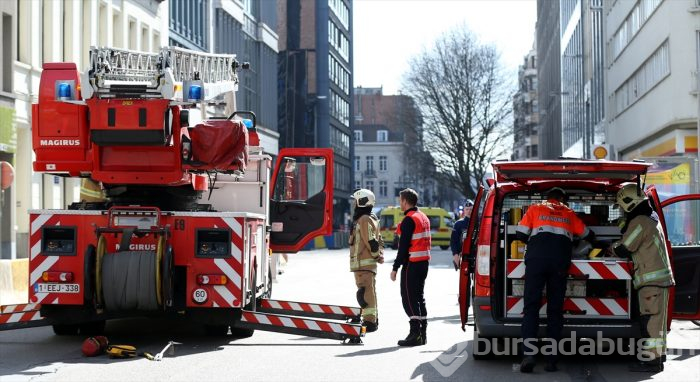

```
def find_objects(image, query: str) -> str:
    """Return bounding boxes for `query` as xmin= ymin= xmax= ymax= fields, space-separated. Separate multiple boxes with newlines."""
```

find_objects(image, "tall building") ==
xmin=559 ymin=0 xmax=605 ymax=158
xmin=278 ymin=0 xmax=353 ymax=236
xmin=211 ymin=0 xmax=280 ymax=155
xmin=512 ymin=44 xmax=540 ymax=161
xmin=0 ymin=1 xmax=17 ymax=258
xmin=11 ymin=0 xmax=168 ymax=259
xmin=536 ymin=0 xmax=563 ymax=159
xmin=353 ymin=87 xmax=437 ymax=208
xmin=605 ymin=0 xmax=698 ymax=165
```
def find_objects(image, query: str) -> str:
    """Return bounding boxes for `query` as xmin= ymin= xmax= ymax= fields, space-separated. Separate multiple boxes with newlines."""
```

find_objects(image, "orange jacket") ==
xmin=397 ymin=210 xmax=432 ymax=262
xmin=516 ymin=199 xmax=588 ymax=240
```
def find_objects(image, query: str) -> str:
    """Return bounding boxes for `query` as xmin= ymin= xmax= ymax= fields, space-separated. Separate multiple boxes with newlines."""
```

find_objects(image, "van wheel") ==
xmin=391 ymin=238 xmax=399 ymax=250
xmin=472 ymin=329 xmax=494 ymax=360
xmin=440 ymin=245 xmax=449 ymax=250
xmin=230 ymin=327 xmax=255 ymax=338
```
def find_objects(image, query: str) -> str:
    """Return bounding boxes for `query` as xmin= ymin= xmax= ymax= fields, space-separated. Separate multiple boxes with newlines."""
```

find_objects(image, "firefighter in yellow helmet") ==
xmin=80 ymin=178 xmax=107 ymax=203
xmin=348 ymin=189 xmax=384 ymax=332
xmin=612 ymin=184 xmax=674 ymax=373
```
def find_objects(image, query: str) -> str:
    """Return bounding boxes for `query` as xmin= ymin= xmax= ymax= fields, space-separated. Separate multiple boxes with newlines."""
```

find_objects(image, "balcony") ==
xmin=364 ymin=169 xmax=377 ymax=178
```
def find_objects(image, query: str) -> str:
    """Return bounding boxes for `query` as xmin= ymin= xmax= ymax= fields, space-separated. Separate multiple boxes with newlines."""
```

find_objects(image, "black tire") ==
xmin=80 ymin=320 xmax=106 ymax=335
xmin=83 ymin=245 xmax=96 ymax=304
xmin=245 ymin=269 xmax=257 ymax=311
xmin=692 ymin=320 xmax=700 ymax=327
xmin=204 ymin=324 xmax=230 ymax=336
xmin=265 ymin=268 xmax=273 ymax=299
xmin=472 ymin=329 xmax=494 ymax=360
xmin=230 ymin=326 xmax=255 ymax=338
xmin=52 ymin=324 xmax=80 ymax=336
xmin=440 ymin=245 xmax=450 ymax=250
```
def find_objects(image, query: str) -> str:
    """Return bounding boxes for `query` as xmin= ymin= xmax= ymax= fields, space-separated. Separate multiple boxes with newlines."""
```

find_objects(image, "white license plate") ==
xmin=35 ymin=283 xmax=80 ymax=294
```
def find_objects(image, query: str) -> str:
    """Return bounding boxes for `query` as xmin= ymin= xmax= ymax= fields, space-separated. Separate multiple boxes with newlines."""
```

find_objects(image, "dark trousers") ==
xmin=521 ymin=257 xmax=570 ymax=357
xmin=400 ymin=261 xmax=429 ymax=319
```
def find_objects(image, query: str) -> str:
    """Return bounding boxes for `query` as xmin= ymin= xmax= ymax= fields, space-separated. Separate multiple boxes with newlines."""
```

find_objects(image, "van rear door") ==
xmin=459 ymin=186 xmax=485 ymax=330
xmin=492 ymin=160 xmax=650 ymax=185
xmin=648 ymin=187 xmax=700 ymax=320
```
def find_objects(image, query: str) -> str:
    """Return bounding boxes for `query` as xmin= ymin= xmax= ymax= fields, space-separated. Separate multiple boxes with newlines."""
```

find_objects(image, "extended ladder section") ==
xmin=81 ymin=46 xmax=242 ymax=101
xmin=236 ymin=299 xmax=365 ymax=342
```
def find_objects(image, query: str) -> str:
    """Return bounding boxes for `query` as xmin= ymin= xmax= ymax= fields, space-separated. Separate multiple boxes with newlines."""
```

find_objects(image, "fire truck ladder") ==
xmin=81 ymin=46 xmax=244 ymax=101
xmin=235 ymin=299 xmax=365 ymax=343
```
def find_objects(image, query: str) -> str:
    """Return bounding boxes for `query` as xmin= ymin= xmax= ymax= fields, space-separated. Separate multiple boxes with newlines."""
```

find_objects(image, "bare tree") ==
xmin=403 ymin=27 xmax=513 ymax=200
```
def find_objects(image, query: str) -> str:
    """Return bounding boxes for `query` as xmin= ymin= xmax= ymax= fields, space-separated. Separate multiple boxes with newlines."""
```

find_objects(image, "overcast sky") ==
xmin=352 ymin=0 xmax=538 ymax=94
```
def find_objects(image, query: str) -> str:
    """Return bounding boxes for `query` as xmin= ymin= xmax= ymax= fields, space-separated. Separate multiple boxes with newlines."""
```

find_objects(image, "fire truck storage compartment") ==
xmin=499 ymin=192 xmax=633 ymax=320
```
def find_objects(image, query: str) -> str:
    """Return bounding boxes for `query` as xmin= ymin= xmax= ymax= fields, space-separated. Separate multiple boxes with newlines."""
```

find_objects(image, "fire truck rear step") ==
xmin=236 ymin=310 xmax=364 ymax=341
xmin=0 ymin=304 xmax=49 ymax=331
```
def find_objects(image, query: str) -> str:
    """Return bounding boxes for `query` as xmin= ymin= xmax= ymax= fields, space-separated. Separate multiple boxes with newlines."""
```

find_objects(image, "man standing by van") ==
xmin=390 ymin=188 xmax=431 ymax=347
xmin=515 ymin=187 xmax=592 ymax=373
xmin=612 ymin=184 xmax=674 ymax=373
xmin=451 ymin=200 xmax=474 ymax=269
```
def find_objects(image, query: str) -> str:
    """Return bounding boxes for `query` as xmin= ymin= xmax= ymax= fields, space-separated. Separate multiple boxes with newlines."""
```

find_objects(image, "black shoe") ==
xmin=520 ymin=356 xmax=536 ymax=373
xmin=628 ymin=361 xmax=663 ymax=372
xmin=364 ymin=321 xmax=378 ymax=333
xmin=420 ymin=320 xmax=427 ymax=345
xmin=398 ymin=320 xmax=424 ymax=347
xmin=544 ymin=362 xmax=558 ymax=372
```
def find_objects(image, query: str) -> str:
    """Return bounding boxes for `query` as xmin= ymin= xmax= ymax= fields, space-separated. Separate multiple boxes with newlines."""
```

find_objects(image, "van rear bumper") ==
xmin=472 ymin=297 xmax=641 ymax=338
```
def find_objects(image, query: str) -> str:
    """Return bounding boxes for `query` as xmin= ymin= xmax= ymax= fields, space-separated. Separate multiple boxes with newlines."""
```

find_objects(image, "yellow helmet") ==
xmin=616 ymin=184 xmax=647 ymax=213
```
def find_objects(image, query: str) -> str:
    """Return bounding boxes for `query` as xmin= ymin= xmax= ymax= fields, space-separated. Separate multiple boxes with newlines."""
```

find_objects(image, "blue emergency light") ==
xmin=188 ymin=84 xmax=202 ymax=101
xmin=242 ymin=119 xmax=253 ymax=128
xmin=57 ymin=82 xmax=72 ymax=100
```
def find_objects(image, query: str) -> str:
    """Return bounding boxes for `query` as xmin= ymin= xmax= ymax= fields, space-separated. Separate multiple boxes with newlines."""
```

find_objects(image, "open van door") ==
xmin=648 ymin=187 xmax=700 ymax=321
xmin=459 ymin=186 xmax=485 ymax=330
xmin=269 ymin=148 xmax=333 ymax=253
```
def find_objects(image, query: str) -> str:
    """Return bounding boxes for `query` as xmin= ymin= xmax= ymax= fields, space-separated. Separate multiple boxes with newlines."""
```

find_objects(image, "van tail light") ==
xmin=197 ymin=274 xmax=227 ymax=285
xmin=475 ymin=245 xmax=490 ymax=288
xmin=42 ymin=271 xmax=74 ymax=282
xmin=438 ymin=228 xmax=449 ymax=232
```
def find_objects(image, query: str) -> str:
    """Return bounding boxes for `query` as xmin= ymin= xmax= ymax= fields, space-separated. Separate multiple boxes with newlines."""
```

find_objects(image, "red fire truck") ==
xmin=0 ymin=46 xmax=364 ymax=342
xmin=458 ymin=160 xmax=700 ymax=358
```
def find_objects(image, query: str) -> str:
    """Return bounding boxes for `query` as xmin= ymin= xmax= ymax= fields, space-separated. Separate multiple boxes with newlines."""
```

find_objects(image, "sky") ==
xmin=352 ymin=0 xmax=538 ymax=94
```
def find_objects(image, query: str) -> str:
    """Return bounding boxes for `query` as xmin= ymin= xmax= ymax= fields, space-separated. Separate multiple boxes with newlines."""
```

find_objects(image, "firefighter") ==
xmin=611 ymin=184 xmax=674 ymax=373
xmin=390 ymin=188 xmax=430 ymax=347
xmin=80 ymin=178 xmax=107 ymax=202
xmin=349 ymin=189 xmax=384 ymax=333
xmin=515 ymin=187 xmax=593 ymax=373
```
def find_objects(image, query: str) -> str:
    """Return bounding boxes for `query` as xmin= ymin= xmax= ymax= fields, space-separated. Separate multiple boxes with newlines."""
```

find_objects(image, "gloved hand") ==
xmin=452 ymin=254 xmax=460 ymax=271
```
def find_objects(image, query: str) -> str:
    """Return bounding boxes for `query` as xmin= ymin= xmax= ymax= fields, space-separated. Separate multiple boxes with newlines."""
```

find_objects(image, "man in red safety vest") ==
xmin=390 ymin=188 xmax=431 ymax=347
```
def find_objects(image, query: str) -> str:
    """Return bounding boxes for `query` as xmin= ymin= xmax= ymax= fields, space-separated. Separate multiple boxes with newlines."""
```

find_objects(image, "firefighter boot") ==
xmin=419 ymin=319 xmax=427 ymax=345
xmin=397 ymin=320 xmax=423 ymax=347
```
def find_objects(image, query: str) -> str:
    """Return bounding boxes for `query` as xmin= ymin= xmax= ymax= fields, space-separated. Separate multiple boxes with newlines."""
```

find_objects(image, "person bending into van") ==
xmin=390 ymin=188 xmax=431 ymax=347
xmin=515 ymin=187 xmax=593 ymax=373
xmin=450 ymin=200 xmax=474 ymax=270
xmin=349 ymin=189 xmax=384 ymax=333
xmin=612 ymin=184 xmax=674 ymax=373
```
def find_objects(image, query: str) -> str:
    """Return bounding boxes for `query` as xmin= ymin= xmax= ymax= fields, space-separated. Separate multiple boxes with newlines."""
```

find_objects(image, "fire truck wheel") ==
xmin=204 ymin=324 xmax=230 ymax=336
xmin=52 ymin=324 xmax=80 ymax=336
xmin=471 ymin=329 xmax=494 ymax=360
xmin=80 ymin=320 xmax=106 ymax=335
xmin=230 ymin=327 xmax=255 ymax=338
xmin=692 ymin=320 xmax=700 ymax=327
xmin=265 ymin=268 xmax=273 ymax=299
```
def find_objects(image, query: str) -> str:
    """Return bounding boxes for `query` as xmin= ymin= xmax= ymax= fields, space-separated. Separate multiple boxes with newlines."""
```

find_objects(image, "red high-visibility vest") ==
xmin=396 ymin=210 xmax=432 ymax=262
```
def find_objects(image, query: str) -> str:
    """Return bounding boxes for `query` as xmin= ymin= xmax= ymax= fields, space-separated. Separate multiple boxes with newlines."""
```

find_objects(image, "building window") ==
xmin=379 ymin=181 xmax=388 ymax=197
xmin=379 ymin=156 xmax=387 ymax=171
xmin=610 ymin=0 xmax=662 ymax=61
xmin=355 ymin=180 xmax=361 ymax=190
xmin=354 ymin=130 xmax=363 ymax=142
xmin=614 ymin=39 xmax=670 ymax=116
xmin=377 ymin=130 xmax=388 ymax=142
xmin=365 ymin=181 xmax=374 ymax=193
xmin=366 ymin=156 xmax=374 ymax=171
xmin=354 ymin=156 xmax=360 ymax=171
xmin=2 ymin=13 xmax=11 ymax=92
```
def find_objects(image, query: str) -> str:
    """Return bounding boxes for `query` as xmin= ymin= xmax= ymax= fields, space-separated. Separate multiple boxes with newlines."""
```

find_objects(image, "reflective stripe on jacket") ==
xmin=615 ymin=215 xmax=675 ymax=289
xmin=397 ymin=210 xmax=431 ymax=262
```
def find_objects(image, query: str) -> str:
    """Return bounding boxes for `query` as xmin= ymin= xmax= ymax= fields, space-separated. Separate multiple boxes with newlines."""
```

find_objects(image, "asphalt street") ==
xmin=1 ymin=248 xmax=699 ymax=381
